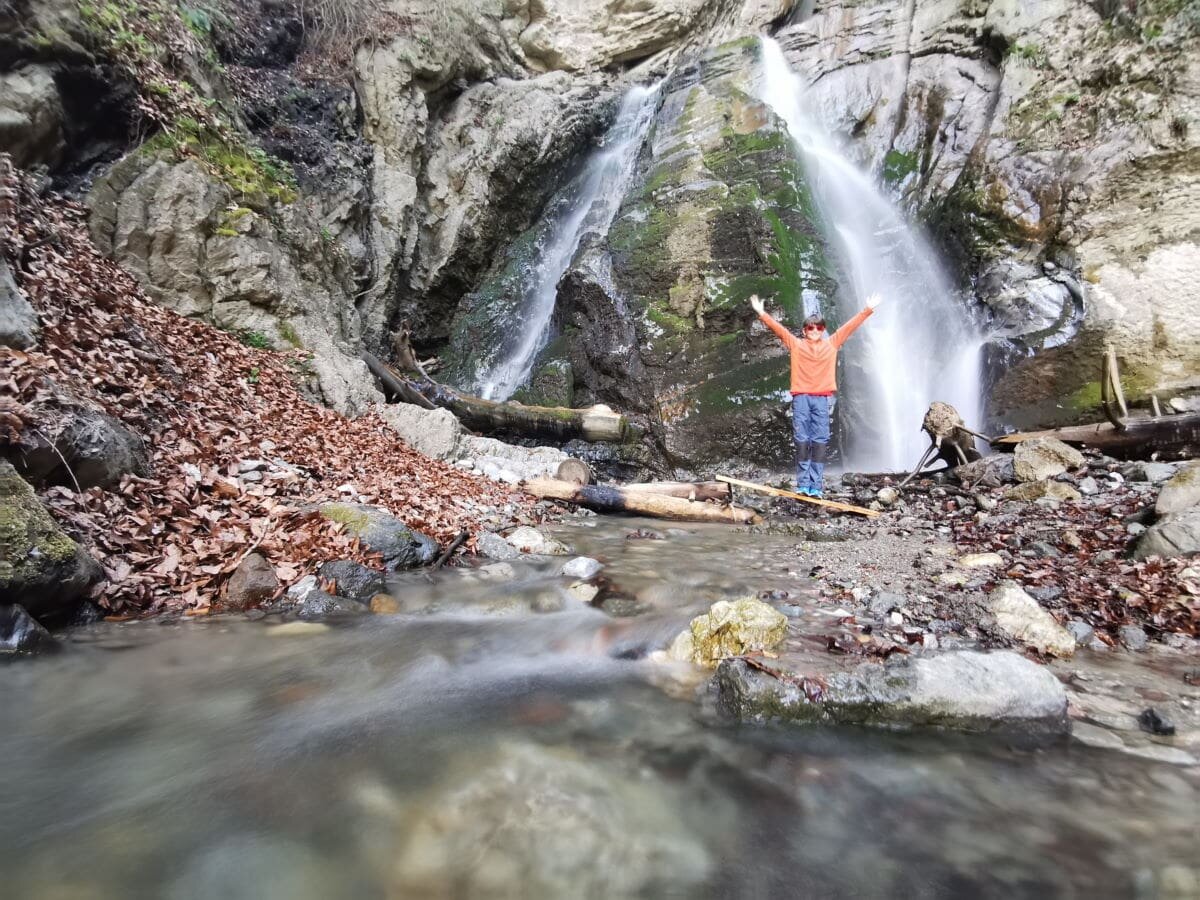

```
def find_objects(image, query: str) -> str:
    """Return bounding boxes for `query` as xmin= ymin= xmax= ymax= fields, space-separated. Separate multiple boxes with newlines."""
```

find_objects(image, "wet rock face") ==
xmin=0 ymin=461 xmax=101 ymax=620
xmin=717 ymin=651 xmax=1070 ymax=734
xmin=776 ymin=1 xmax=1200 ymax=429
xmin=556 ymin=37 xmax=839 ymax=469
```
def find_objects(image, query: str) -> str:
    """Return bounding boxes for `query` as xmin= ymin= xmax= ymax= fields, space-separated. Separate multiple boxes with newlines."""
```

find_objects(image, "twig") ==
xmin=432 ymin=529 xmax=469 ymax=570
xmin=31 ymin=427 xmax=83 ymax=499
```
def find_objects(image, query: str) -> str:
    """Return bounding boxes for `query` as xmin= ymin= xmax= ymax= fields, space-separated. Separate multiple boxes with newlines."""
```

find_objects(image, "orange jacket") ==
xmin=759 ymin=307 xmax=873 ymax=395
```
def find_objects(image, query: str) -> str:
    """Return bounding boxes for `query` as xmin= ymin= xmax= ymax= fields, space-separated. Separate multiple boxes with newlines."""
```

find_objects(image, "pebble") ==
xmin=1077 ymin=476 xmax=1099 ymax=495
xmin=1066 ymin=620 xmax=1095 ymax=644
xmin=1126 ymin=522 xmax=1146 ymax=536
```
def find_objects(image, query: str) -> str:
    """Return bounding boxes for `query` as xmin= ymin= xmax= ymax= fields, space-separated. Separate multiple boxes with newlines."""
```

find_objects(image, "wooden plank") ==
xmin=716 ymin=475 xmax=880 ymax=518
xmin=523 ymin=478 xmax=758 ymax=524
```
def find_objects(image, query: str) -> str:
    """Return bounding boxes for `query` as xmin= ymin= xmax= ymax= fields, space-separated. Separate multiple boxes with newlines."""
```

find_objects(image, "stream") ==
xmin=2 ymin=517 xmax=1197 ymax=898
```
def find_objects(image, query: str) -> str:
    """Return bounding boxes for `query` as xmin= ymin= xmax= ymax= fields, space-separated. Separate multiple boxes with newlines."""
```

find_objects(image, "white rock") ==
xmin=561 ymin=556 xmax=603 ymax=579
xmin=507 ymin=526 xmax=571 ymax=556
xmin=988 ymin=582 xmax=1076 ymax=658
xmin=958 ymin=552 xmax=1005 ymax=569
xmin=1013 ymin=438 xmax=1085 ymax=483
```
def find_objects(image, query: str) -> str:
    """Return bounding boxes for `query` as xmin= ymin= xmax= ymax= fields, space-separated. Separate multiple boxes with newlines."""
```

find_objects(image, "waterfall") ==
xmin=478 ymin=84 xmax=660 ymax=401
xmin=756 ymin=37 xmax=985 ymax=472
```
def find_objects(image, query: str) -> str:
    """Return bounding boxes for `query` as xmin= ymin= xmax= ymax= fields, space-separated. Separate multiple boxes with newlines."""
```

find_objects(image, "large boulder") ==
xmin=1155 ymin=461 xmax=1200 ymax=517
xmin=988 ymin=582 xmax=1076 ymax=658
xmin=1133 ymin=507 xmax=1200 ymax=561
xmin=1013 ymin=438 xmax=1085 ymax=483
xmin=0 ymin=253 xmax=40 ymax=349
xmin=11 ymin=404 xmax=148 ymax=491
xmin=0 ymin=461 xmax=101 ymax=619
xmin=317 ymin=504 xmax=438 ymax=571
xmin=717 ymin=651 xmax=1069 ymax=733
xmin=667 ymin=597 xmax=788 ymax=667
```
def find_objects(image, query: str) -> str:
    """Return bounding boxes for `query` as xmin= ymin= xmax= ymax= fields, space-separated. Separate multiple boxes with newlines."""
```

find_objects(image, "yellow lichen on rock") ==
xmin=667 ymin=597 xmax=788 ymax=667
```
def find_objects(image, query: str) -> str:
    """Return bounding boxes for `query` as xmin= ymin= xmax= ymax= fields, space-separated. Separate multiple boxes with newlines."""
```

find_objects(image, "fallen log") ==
xmin=992 ymin=413 xmax=1200 ymax=460
xmin=362 ymin=351 xmax=628 ymax=443
xmin=621 ymin=481 xmax=732 ymax=502
xmin=523 ymin=478 xmax=758 ymax=524
xmin=716 ymin=475 xmax=880 ymax=518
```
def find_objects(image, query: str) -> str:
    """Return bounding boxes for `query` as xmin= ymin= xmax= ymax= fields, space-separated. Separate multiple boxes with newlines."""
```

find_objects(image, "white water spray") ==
xmin=756 ymin=37 xmax=984 ymax=472
xmin=479 ymin=85 xmax=660 ymax=400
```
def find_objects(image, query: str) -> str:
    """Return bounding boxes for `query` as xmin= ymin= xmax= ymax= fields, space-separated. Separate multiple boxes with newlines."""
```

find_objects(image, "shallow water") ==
xmin=2 ymin=518 xmax=1197 ymax=899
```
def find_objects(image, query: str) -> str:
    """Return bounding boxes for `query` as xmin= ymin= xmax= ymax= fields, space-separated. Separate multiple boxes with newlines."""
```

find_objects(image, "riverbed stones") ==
xmin=317 ymin=559 xmax=386 ymax=603
xmin=1014 ymin=438 xmax=1085 ymax=483
xmin=224 ymin=552 xmax=279 ymax=610
xmin=0 ymin=461 xmax=101 ymax=619
xmin=0 ymin=604 xmax=56 ymax=657
xmin=318 ymin=503 xmax=438 ymax=570
xmin=1154 ymin=461 xmax=1200 ymax=516
xmin=1121 ymin=461 xmax=1178 ymax=484
xmin=1119 ymin=624 xmax=1150 ymax=651
xmin=716 ymin=651 xmax=1069 ymax=733
xmin=296 ymin=589 xmax=367 ymax=620
xmin=667 ymin=597 xmax=788 ymax=668
xmin=506 ymin=526 xmax=571 ymax=556
xmin=389 ymin=741 xmax=709 ymax=898
xmin=988 ymin=582 xmax=1076 ymax=658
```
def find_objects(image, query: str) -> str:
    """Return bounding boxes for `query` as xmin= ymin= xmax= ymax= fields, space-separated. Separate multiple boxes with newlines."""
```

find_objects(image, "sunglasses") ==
xmin=803 ymin=324 xmax=825 ymax=332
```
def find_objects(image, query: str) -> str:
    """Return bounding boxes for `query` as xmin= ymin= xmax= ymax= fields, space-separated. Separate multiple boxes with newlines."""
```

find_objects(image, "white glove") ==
xmin=749 ymin=295 xmax=765 ymax=315
xmin=866 ymin=292 xmax=883 ymax=310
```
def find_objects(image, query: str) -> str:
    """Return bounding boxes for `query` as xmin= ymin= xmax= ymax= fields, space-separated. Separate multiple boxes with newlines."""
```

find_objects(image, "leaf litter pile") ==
xmin=2 ymin=168 xmax=539 ymax=615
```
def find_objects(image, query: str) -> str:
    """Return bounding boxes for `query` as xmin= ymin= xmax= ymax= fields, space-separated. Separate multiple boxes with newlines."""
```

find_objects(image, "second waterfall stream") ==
xmin=479 ymin=84 xmax=661 ymax=401
xmin=756 ymin=37 xmax=985 ymax=473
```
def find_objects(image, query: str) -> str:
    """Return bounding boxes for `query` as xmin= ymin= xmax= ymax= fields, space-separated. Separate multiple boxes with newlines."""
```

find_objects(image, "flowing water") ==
xmin=756 ymin=38 xmax=986 ymax=473
xmin=2 ymin=517 xmax=1197 ymax=899
xmin=478 ymin=86 xmax=660 ymax=401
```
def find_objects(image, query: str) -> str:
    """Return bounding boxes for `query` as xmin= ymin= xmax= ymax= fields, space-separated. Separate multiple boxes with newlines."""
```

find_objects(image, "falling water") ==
xmin=756 ymin=37 xmax=985 ymax=472
xmin=479 ymin=85 xmax=660 ymax=401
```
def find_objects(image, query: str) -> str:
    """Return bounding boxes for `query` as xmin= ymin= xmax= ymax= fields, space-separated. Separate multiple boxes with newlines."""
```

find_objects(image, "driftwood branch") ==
xmin=993 ymin=414 xmax=1200 ymax=460
xmin=524 ymin=478 xmax=758 ymax=524
xmin=362 ymin=352 xmax=628 ymax=443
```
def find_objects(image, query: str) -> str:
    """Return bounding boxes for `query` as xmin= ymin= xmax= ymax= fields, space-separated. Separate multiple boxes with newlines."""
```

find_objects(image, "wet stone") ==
xmin=1138 ymin=708 xmax=1176 ymax=736
xmin=0 ymin=604 xmax=56 ymax=658
xmin=318 ymin=560 xmax=386 ymax=602
xmin=1119 ymin=624 xmax=1150 ymax=651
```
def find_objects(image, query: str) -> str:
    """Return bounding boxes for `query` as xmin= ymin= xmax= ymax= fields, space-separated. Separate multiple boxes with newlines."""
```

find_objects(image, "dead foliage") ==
xmin=1 ymin=163 xmax=538 ymax=615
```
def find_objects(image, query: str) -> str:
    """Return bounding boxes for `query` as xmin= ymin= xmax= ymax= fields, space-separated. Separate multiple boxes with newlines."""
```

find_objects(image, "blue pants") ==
xmin=791 ymin=394 xmax=831 ymax=492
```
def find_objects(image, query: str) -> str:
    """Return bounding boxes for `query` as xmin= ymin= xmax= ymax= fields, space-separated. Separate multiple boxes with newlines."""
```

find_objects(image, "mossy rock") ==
xmin=667 ymin=597 xmax=788 ymax=667
xmin=318 ymin=503 xmax=438 ymax=571
xmin=0 ymin=461 xmax=101 ymax=619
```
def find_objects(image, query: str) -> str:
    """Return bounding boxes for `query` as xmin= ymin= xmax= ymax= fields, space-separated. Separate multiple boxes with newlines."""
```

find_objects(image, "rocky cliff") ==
xmin=3 ymin=0 xmax=1197 ymax=471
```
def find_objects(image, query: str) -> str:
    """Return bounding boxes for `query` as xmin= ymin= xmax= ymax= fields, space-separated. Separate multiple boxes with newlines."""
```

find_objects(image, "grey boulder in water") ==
xmin=717 ymin=650 xmax=1069 ymax=734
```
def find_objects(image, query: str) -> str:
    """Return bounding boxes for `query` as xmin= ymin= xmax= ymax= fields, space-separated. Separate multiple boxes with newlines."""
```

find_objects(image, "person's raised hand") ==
xmin=749 ymin=294 xmax=765 ymax=315
xmin=866 ymin=292 xmax=883 ymax=310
